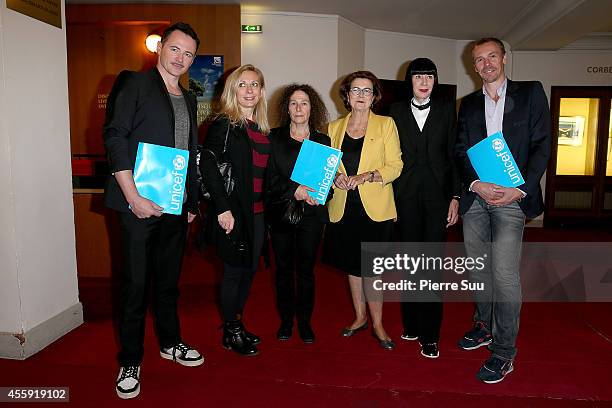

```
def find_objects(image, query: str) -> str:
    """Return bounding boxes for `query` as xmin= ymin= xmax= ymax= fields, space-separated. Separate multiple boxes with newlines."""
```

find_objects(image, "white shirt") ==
xmin=410 ymin=97 xmax=430 ymax=131
xmin=484 ymin=78 xmax=507 ymax=136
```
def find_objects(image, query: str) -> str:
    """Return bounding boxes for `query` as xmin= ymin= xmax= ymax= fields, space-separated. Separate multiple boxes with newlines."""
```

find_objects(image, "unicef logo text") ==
xmin=326 ymin=155 xmax=338 ymax=168
xmin=173 ymin=155 xmax=186 ymax=170
xmin=492 ymin=138 xmax=505 ymax=153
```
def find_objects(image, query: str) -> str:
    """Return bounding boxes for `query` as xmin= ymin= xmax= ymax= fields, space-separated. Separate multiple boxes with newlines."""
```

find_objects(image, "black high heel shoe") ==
xmin=341 ymin=321 xmax=368 ymax=337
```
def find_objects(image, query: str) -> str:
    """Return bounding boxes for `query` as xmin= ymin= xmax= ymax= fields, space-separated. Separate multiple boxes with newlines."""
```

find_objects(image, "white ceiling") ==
xmin=66 ymin=0 xmax=612 ymax=50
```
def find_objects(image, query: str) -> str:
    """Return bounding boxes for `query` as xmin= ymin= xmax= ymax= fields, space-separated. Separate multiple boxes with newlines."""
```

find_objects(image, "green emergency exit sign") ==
xmin=241 ymin=25 xmax=263 ymax=33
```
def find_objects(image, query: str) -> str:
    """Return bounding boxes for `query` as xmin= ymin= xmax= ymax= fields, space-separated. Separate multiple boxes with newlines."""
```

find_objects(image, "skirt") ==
xmin=323 ymin=198 xmax=393 ymax=277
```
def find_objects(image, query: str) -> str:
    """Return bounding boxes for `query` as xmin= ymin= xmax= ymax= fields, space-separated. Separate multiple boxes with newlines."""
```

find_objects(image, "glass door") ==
xmin=545 ymin=87 xmax=612 ymax=225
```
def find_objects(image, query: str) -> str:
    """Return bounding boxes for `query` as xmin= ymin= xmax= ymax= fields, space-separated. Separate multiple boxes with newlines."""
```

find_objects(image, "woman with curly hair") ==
xmin=266 ymin=84 xmax=330 ymax=343
xmin=200 ymin=64 xmax=270 ymax=356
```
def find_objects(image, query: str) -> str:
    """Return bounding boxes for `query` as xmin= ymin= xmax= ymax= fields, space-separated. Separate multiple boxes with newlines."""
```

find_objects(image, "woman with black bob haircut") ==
xmin=200 ymin=64 xmax=270 ymax=356
xmin=389 ymin=57 xmax=460 ymax=359
xmin=266 ymin=83 xmax=330 ymax=343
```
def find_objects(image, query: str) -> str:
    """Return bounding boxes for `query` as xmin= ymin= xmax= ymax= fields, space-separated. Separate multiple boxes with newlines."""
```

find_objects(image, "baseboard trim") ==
xmin=0 ymin=302 xmax=83 ymax=360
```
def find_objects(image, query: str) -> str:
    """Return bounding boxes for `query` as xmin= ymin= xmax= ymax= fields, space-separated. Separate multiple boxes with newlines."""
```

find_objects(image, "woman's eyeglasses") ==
xmin=349 ymin=87 xmax=373 ymax=96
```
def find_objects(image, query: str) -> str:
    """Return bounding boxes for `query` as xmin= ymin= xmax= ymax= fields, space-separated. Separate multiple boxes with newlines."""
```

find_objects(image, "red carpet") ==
xmin=1 ymin=228 xmax=611 ymax=407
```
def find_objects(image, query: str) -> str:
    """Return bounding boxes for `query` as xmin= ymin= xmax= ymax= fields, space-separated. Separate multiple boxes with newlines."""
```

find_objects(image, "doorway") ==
xmin=545 ymin=86 xmax=612 ymax=226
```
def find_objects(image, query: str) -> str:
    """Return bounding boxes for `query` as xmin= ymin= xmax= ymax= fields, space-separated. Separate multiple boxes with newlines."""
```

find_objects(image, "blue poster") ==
xmin=189 ymin=55 xmax=224 ymax=125
xmin=133 ymin=143 xmax=189 ymax=215
xmin=290 ymin=139 xmax=343 ymax=204
xmin=467 ymin=132 xmax=525 ymax=188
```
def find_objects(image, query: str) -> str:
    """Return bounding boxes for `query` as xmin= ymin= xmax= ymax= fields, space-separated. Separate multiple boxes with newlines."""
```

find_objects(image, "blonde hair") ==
xmin=219 ymin=64 xmax=269 ymax=134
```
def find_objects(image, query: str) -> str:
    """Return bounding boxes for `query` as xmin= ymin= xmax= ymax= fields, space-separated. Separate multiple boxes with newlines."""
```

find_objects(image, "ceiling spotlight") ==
xmin=145 ymin=34 xmax=161 ymax=53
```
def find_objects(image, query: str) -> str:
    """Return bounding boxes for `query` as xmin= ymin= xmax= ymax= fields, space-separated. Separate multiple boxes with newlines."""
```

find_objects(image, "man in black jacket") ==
xmin=103 ymin=22 xmax=203 ymax=399
xmin=454 ymin=38 xmax=551 ymax=384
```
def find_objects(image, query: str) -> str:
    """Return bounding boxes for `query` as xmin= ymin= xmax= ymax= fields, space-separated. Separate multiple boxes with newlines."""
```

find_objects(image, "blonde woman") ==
xmin=200 ymin=64 xmax=270 ymax=356
xmin=324 ymin=71 xmax=403 ymax=350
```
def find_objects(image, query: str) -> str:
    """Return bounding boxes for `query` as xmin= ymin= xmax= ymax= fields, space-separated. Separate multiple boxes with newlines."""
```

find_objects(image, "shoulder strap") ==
xmin=222 ymin=122 xmax=230 ymax=153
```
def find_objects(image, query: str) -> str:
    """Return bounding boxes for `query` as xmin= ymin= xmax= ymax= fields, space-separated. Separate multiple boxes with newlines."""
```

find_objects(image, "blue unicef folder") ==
xmin=133 ymin=142 xmax=189 ymax=215
xmin=290 ymin=139 xmax=343 ymax=204
xmin=467 ymin=132 xmax=524 ymax=188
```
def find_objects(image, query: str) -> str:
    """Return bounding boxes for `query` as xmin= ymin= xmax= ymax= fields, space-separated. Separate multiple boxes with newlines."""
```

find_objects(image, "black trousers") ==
xmin=221 ymin=213 xmax=265 ymax=322
xmin=270 ymin=213 xmax=324 ymax=326
xmin=397 ymin=193 xmax=447 ymax=344
xmin=117 ymin=210 xmax=188 ymax=366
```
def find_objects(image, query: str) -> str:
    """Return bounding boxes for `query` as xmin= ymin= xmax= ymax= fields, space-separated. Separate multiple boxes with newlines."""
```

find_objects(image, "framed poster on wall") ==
xmin=189 ymin=55 xmax=224 ymax=125
xmin=558 ymin=116 xmax=585 ymax=146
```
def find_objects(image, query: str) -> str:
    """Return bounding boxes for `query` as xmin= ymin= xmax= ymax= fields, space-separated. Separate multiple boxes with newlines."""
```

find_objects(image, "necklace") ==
xmin=290 ymin=127 xmax=310 ymax=141
xmin=411 ymin=98 xmax=431 ymax=110
xmin=347 ymin=123 xmax=367 ymax=138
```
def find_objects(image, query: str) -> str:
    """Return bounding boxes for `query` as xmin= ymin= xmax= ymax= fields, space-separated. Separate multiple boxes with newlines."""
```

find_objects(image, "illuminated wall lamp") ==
xmin=241 ymin=25 xmax=262 ymax=33
xmin=145 ymin=34 xmax=162 ymax=53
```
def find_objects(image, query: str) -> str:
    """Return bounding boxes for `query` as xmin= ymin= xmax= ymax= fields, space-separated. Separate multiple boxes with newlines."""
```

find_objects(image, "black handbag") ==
xmin=197 ymin=124 xmax=234 ymax=199
xmin=269 ymin=198 xmax=305 ymax=225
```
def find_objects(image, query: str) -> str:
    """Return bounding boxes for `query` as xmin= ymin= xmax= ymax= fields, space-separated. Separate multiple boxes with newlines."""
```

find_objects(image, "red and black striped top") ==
xmin=246 ymin=121 xmax=270 ymax=213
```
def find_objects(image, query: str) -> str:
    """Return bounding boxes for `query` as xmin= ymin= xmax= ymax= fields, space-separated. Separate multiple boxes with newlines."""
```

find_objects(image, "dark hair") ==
xmin=161 ymin=22 xmax=200 ymax=52
xmin=472 ymin=37 xmax=506 ymax=56
xmin=405 ymin=57 xmax=438 ymax=83
xmin=278 ymin=84 xmax=329 ymax=132
xmin=339 ymin=70 xmax=382 ymax=111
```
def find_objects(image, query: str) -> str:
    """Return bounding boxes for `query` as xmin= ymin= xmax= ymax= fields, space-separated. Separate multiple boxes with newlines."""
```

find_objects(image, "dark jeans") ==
xmin=270 ymin=213 xmax=324 ymax=326
xmin=221 ymin=213 xmax=265 ymax=322
xmin=117 ymin=210 xmax=188 ymax=366
xmin=397 ymin=193 xmax=447 ymax=343
xmin=462 ymin=197 xmax=525 ymax=361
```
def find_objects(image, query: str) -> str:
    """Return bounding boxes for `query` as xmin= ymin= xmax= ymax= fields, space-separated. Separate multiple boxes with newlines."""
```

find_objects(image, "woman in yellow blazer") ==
xmin=324 ymin=71 xmax=403 ymax=350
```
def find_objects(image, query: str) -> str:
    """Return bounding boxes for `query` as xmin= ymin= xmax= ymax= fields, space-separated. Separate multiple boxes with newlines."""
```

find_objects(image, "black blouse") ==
xmin=266 ymin=126 xmax=332 ymax=222
xmin=341 ymin=133 xmax=364 ymax=204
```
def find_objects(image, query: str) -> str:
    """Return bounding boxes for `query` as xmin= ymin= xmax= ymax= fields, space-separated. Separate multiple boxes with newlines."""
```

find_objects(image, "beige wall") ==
xmin=335 ymin=17 xmax=365 ymax=115
xmin=241 ymin=12 xmax=340 ymax=122
xmin=0 ymin=1 xmax=81 ymax=356
xmin=0 ymin=17 xmax=21 ymax=332
xmin=365 ymin=29 xmax=458 ymax=86
xmin=512 ymin=50 xmax=612 ymax=98
xmin=337 ymin=18 xmax=364 ymax=78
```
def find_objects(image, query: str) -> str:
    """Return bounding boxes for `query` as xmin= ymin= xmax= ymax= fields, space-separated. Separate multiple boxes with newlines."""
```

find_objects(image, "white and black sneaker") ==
xmin=160 ymin=342 xmax=204 ymax=367
xmin=116 ymin=365 xmax=140 ymax=399
xmin=420 ymin=343 xmax=440 ymax=359
xmin=400 ymin=332 xmax=418 ymax=341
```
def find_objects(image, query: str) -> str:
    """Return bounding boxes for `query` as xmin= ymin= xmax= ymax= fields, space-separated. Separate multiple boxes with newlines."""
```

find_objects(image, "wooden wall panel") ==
xmin=73 ymin=193 xmax=119 ymax=277
xmin=68 ymin=5 xmax=240 ymax=277
xmin=66 ymin=4 xmax=241 ymax=155
xmin=67 ymin=23 xmax=161 ymax=155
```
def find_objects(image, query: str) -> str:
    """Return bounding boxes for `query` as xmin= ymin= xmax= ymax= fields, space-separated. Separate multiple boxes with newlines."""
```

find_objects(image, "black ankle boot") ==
xmin=238 ymin=321 xmax=261 ymax=345
xmin=222 ymin=320 xmax=259 ymax=356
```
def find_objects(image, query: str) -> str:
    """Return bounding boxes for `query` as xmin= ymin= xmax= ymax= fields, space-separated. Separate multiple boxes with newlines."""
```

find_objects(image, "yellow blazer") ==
xmin=328 ymin=111 xmax=403 ymax=223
